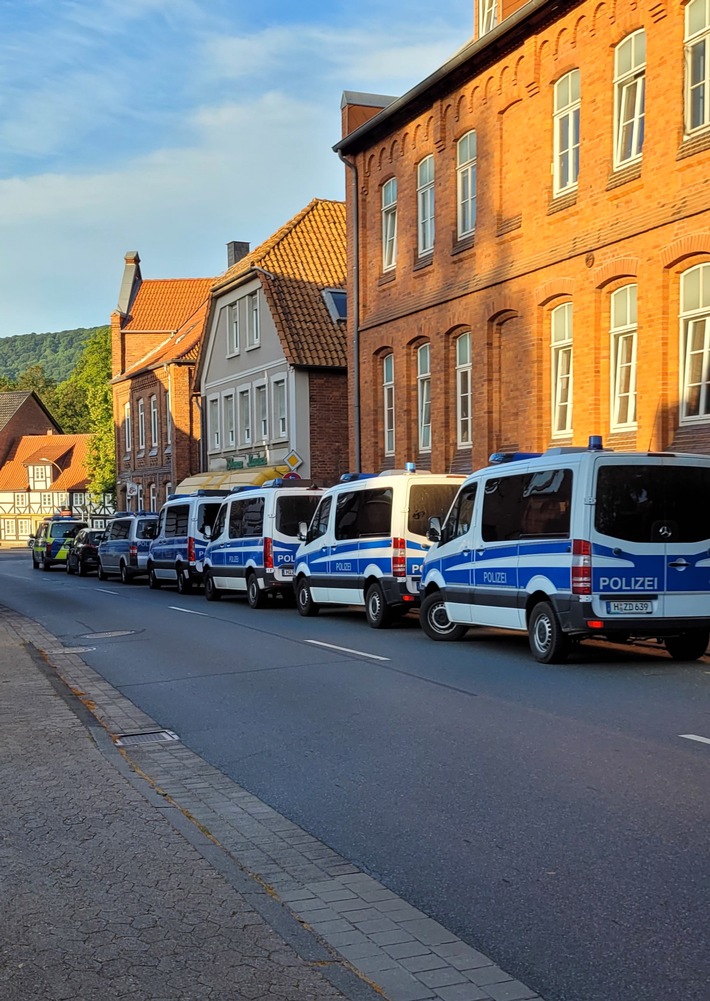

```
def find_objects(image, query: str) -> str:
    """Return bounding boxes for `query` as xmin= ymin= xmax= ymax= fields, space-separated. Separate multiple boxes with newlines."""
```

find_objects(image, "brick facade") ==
xmin=338 ymin=0 xmax=710 ymax=473
xmin=307 ymin=370 xmax=350 ymax=484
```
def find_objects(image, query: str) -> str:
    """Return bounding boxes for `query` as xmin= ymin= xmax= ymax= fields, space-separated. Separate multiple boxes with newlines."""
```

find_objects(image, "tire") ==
xmin=78 ymin=561 xmax=88 ymax=577
xmin=42 ymin=560 xmax=51 ymax=572
xmin=32 ymin=553 xmax=40 ymax=570
xmin=365 ymin=582 xmax=392 ymax=629
xmin=296 ymin=577 xmax=319 ymax=617
xmin=664 ymin=630 xmax=710 ymax=662
xmin=246 ymin=573 xmax=266 ymax=609
xmin=204 ymin=571 xmax=221 ymax=602
xmin=176 ymin=567 xmax=193 ymax=596
xmin=97 ymin=561 xmax=107 ymax=581
xmin=419 ymin=591 xmax=467 ymax=641
xmin=120 ymin=562 xmax=132 ymax=585
xmin=148 ymin=567 xmax=161 ymax=590
xmin=66 ymin=558 xmax=74 ymax=574
xmin=528 ymin=601 xmax=570 ymax=664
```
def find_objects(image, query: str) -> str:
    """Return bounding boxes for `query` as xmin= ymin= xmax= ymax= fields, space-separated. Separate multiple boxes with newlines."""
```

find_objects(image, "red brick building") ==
xmin=335 ymin=0 xmax=710 ymax=473
xmin=110 ymin=253 xmax=213 ymax=511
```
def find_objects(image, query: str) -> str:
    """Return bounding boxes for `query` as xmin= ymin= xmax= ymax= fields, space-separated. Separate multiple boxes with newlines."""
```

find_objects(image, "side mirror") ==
xmin=297 ymin=521 xmax=308 ymax=542
xmin=203 ymin=524 xmax=212 ymax=540
xmin=427 ymin=516 xmax=442 ymax=543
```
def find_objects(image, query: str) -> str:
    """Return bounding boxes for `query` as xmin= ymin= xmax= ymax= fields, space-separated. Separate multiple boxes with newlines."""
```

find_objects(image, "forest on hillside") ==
xmin=0 ymin=327 xmax=101 ymax=382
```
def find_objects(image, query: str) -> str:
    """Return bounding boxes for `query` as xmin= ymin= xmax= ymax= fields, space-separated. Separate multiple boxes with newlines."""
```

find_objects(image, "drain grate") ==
xmin=115 ymin=730 xmax=179 ymax=747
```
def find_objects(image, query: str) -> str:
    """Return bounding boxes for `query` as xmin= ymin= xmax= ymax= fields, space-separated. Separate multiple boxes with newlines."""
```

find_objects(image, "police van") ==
xmin=294 ymin=467 xmax=464 ymax=627
xmin=148 ymin=490 xmax=228 ymax=593
xmin=31 ymin=514 xmax=87 ymax=571
xmin=419 ymin=437 xmax=710 ymax=663
xmin=198 ymin=479 xmax=323 ymax=606
xmin=97 ymin=511 xmax=159 ymax=584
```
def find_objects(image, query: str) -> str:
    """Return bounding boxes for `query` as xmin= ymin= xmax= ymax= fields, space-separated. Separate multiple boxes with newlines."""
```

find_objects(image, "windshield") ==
xmin=276 ymin=494 xmax=320 ymax=537
xmin=595 ymin=464 xmax=710 ymax=543
xmin=52 ymin=523 xmax=83 ymax=540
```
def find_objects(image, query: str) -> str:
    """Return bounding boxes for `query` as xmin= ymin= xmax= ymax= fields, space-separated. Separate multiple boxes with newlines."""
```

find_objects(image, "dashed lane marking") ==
xmin=168 ymin=606 xmax=209 ymax=616
xmin=679 ymin=733 xmax=710 ymax=745
xmin=305 ymin=639 xmax=390 ymax=661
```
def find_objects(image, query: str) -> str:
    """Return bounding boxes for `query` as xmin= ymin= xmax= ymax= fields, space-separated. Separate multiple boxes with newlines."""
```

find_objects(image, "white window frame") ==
xmin=551 ymin=303 xmax=573 ymax=436
xmin=553 ymin=70 xmax=581 ymax=195
xmin=208 ymin=396 xmax=220 ymax=451
xmin=479 ymin=0 xmax=497 ymax=36
xmin=18 ymin=518 xmax=31 ymax=538
xmin=417 ymin=156 xmax=435 ymax=257
xmin=614 ymin=30 xmax=646 ymax=169
xmin=238 ymin=388 xmax=252 ymax=445
xmin=685 ymin=0 xmax=710 ymax=135
xmin=456 ymin=332 xmax=472 ymax=448
xmin=417 ymin=344 xmax=431 ymax=452
xmin=150 ymin=395 xmax=158 ymax=447
xmin=382 ymin=178 xmax=398 ymax=272
xmin=383 ymin=353 xmax=395 ymax=455
xmin=41 ymin=492 xmax=53 ymax=510
xmin=137 ymin=485 xmax=144 ymax=511
xmin=124 ymin=401 xmax=132 ymax=452
xmin=149 ymin=483 xmax=157 ymax=512
xmin=680 ymin=263 xmax=710 ymax=422
xmin=229 ymin=302 xmax=240 ymax=355
xmin=247 ymin=292 xmax=260 ymax=349
xmin=457 ymin=131 xmax=477 ymax=239
xmin=272 ymin=378 xmax=287 ymax=439
xmin=165 ymin=388 xmax=171 ymax=446
xmin=255 ymin=384 xmax=268 ymax=442
xmin=610 ymin=285 xmax=638 ymax=429
xmin=223 ymin=392 xmax=235 ymax=448
xmin=137 ymin=398 xmax=145 ymax=451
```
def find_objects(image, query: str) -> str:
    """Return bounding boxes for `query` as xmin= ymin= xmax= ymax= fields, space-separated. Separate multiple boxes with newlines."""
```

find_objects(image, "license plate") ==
xmin=606 ymin=600 xmax=653 ymax=614
xmin=280 ymin=567 xmax=294 ymax=577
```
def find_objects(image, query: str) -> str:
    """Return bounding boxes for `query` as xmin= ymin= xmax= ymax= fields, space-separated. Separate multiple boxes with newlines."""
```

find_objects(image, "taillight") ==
xmin=187 ymin=536 xmax=196 ymax=563
xmin=392 ymin=537 xmax=406 ymax=578
xmin=129 ymin=543 xmax=138 ymax=557
xmin=571 ymin=539 xmax=592 ymax=595
xmin=264 ymin=537 xmax=273 ymax=569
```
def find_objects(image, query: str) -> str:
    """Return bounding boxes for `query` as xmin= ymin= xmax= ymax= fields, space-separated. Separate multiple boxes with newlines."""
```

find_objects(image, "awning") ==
xmin=175 ymin=465 xmax=291 ymax=493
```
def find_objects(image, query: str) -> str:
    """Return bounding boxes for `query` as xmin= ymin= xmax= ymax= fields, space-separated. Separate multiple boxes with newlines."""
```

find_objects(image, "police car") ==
xmin=31 ymin=514 xmax=87 ymax=571
xmin=419 ymin=437 xmax=710 ymax=662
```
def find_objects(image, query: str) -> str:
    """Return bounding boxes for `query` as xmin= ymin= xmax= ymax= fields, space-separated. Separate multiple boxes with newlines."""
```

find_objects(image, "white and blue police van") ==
xmin=419 ymin=437 xmax=710 ymax=663
xmin=97 ymin=511 xmax=159 ymax=584
xmin=293 ymin=466 xmax=464 ymax=627
xmin=197 ymin=478 xmax=323 ymax=606
xmin=148 ymin=490 xmax=228 ymax=594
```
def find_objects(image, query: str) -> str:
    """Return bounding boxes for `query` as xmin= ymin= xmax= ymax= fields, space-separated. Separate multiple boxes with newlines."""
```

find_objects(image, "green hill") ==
xmin=0 ymin=327 xmax=102 ymax=382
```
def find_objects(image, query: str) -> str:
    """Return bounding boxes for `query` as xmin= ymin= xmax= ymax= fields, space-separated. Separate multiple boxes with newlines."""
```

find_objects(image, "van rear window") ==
xmin=275 ymin=495 xmax=320 ymax=537
xmin=408 ymin=484 xmax=461 ymax=536
xmin=595 ymin=464 xmax=710 ymax=543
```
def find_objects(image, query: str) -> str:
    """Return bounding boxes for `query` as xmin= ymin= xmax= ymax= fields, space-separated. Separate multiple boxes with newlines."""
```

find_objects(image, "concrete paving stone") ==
xmin=354 ymin=917 xmax=401 ymax=935
xmin=351 ymin=952 xmax=403 ymax=974
xmin=277 ymin=889 xmax=317 ymax=903
xmin=338 ymin=940 xmax=391 ymax=961
xmin=330 ymin=898 xmax=378 ymax=915
xmin=370 ymin=928 xmax=417 ymax=946
xmin=319 ymin=929 xmax=371 ymax=949
xmin=432 ymin=943 xmax=495 ymax=970
xmin=317 ymin=888 xmax=360 ymax=902
xmin=432 ymin=986 xmax=490 ymax=1001
xmin=383 ymin=942 xmax=435 ymax=961
xmin=369 ymin=967 xmax=437 ymax=1001
xmin=465 ymin=966 xmax=514 ymax=987
xmin=401 ymin=954 xmax=452 ymax=973
xmin=306 ymin=918 xmax=356 ymax=935
xmin=399 ymin=918 xmax=460 ymax=947
xmin=418 ymin=968 xmax=469 ymax=989
xmin=481 ymin=982 xmax=540 ymax=1001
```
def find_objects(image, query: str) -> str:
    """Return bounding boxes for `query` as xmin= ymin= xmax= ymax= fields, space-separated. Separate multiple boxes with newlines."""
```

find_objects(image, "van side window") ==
xmin=212 ymin=505 xmax=227 ymax=540
xmin=482 ymin=469 xmax=572 ymax=542
xmin=229 ymin=497 xmax=265 ymax=538
xmin=276 ymin=495 xmax=320 ymax=537
xmin=442 ymin=484 xmax=477 ymax=542
xmin=197 ymin=502 xmax=222 ymax=535
xmin=165 ymin=505 xmax=189 ymax=537
xmin=110 ymin=520 xmax=130 ymax=540
xmin=136 ymin=519 xmax=155 ymax=540
xmin=335 ymin=488 xmax=393 ymax=540
xmin=309 ymin=496 xmax=332 ymax=541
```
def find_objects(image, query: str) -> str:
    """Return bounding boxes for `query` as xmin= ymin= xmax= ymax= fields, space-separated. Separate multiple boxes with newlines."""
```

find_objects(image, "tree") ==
xmin=79 ymin=328 xmax=115 ymax=498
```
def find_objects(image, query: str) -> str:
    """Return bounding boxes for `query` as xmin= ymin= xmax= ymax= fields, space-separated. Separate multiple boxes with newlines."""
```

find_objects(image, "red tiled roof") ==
xmin=121 ymin=278 xmax=213 ymax=334
xmin=212 ymin=199 xmax=346 ymax=368
xmin=119 ymin=297 xmax=211 ymax=380
xmin=0 ymin=435 xmax=91 ymax=491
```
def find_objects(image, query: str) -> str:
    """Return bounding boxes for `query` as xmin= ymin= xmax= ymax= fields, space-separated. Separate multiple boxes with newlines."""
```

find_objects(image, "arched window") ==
xmin=455 ymin=332 xmax=472 ymax=447
xmin=124 ymin=401 xmax=132 ymax=453
xmin=614 ymin=30 xmax=646 ymax=167
xmin=383 ymin=353 xmax=395 ymax=455
xmin=553 ymin=70 xmax=580 ymax=195
xmin=417 ymin=344 xmax=431 ymax=451
xmin=686 ymin=0 xmax=710 ymax=134
xmin=417 ymin=156 xmax=435 ymax=256
xmin=137 ymin=398 xmax=146 ymax=451
xmin=382 ymin=179 xmax=397 ymax=271
xmin=551 ymin=303 xmax=573 ymax=435
xmin=680 ymin=263 xmax=710 ymax=420
xmin=610 ymin=285 xmax=638 ymax=428
xmin=456 ymin=132 xmax=477 ymax=238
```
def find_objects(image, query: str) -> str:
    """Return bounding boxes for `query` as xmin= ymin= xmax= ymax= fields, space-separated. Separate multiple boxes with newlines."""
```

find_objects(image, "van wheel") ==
xmin=365 ymin=583 xmax=391 ymax=629
xmin=120 ymin=562 xmax=132 ymax=585
xmin=32 ymin=553 xmax=40 ymax=570
xmin=42 ymin=560 xmax=51 ymax=572
xmin=664 ymin=630 xmax=709 ymax=662
xmin=419 ymin=591 xmax=467 ymax=641
xmin=529 ymin=601 xmax=569 ymax=663
xmin=296 ymin=578 xmax=319 ymax=617
xmin=66 ymin=558 xmax=75 ymax=575
xmin=148 ymin=567 xmax=161 ymax=589
xmin=176 ymin=567 xmax=192 ymax=595
xmin=78 ymin=561 xmax=88 ymax=577
xmin=204 ymin=572 xmax=221 ymax=602
xmin=247 ymin=573 xmax=266 ymax=609
xmin=97 ymin=562 xmax=107 ymax=581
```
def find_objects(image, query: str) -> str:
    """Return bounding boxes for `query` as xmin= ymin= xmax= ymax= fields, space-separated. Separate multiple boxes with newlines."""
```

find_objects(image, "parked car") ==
xmin=31 ymin=515 xmax=87 ymax=571
xmin=65 ymin=528 xmax=105 ymax=576
xmin=148 ymin=490 xmax=228 ymax=593
xmin=97 ymin=512 xmax=158 ymax=583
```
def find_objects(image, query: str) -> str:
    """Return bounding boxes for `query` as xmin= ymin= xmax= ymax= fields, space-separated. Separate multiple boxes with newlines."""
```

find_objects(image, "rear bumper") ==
xmin=557 ymin=597 xmax=710 ymax=636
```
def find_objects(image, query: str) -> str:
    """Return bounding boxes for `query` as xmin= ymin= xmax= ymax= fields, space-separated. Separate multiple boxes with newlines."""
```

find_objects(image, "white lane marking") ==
xmin=306 ymin=639 xmax=390 ymax=661
xmin=679 ymin=733 xmax=710 ymax=746
xmin=95 ymin=588 xmax=119 ymax=594
xmin=169 ymin=606 xmax=209 ymax=616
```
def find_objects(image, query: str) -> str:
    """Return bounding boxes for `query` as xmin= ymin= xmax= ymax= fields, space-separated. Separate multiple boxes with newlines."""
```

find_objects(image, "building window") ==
xmin=551 ymin=303 xmax=573 ymax=435
xmin=229 ymin=302 xmax=240 ymax=354
xmin=382 ymin=178 xmax=397 ymax=272
xmin=256 ymin=384 xmax=268 ymax=441
xmin=18 ymin=518 xmax=31 ymax=538
xmin=479 ymin=0 xmax=497 ymax=36
xmin=14 ymin=492 xmax=28 ymax=508
xmin=417 ymin=344 xmax=431 ymax=452
xmin=3 ymin=519 xmax=16 ymax=540
xmin=553 ymin=70 xmax=580 ymax=195
xmin=41 ymin=493 xmax=53 ymax=510
xmin=680 ymin=263 xmax=710 ymax=421
xmin=239 ymin=388 xmax=252 ymax=445
xmin=208 ymin=396 xmax=220 ymax=450
xmin=223 ymin=393 xmax=235 ymax=448
xmin=149 ymin=483 xmax=157 ymax=512
xmin=383 ymin=353 xmax=395 ymax=455
xmin=165 ymin=388 xmax=171 ymax=446
xmin=614 ymin=30 xmax=646 ymax=168
xmin=273 ymin=379 xmax=287 ymax=438
xmin=247 ymin=292 xmax=260 ymax=348
xmin=137 ymin=398 xmax=145 ymax=450
xmin=456 ymin=332 xmax=472 ymax=447
xmin=686 ymin=0 xmax=710 ymax=134
xmin=150 ymin=395 xmax=158 ymax=447
xmin=124 ymin=402 xmax=132 ymax=452
xmin=610 ymin=285 xmax=638 ymax=428
xmin=457 ymin=131 xmax=477 ymax=239
xmin=137 ymin=485 xmax=144 ymax=510
xmin=417 ymin=156 xmax=435 ymax=256
xmin=165 ymin=482 xmax=173 ymax=502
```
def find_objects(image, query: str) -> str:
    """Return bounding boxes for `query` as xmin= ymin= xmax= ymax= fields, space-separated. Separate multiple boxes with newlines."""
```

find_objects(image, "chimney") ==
xmin=117 ymin=251 xmax=142 ymax=316
xmin=227 ymin=241 xmax=250 ymax=268
xmin=340 ymin=91 xmax=397 ymax=138
xmin=46 ymin=429 xmax=53 ymax=435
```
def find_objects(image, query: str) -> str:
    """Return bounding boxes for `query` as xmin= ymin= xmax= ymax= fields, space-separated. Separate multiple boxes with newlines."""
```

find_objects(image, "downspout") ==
xmin=338 ymin=150 xmax=361 ymax=473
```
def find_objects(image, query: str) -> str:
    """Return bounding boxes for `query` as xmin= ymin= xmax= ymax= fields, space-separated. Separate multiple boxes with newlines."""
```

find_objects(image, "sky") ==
xmin=0 ymin=0 xmax=473 ymax=339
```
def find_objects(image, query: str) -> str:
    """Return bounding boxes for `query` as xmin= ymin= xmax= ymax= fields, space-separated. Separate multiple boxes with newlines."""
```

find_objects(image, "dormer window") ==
xmin=479 ymin=0 xmax=497 ymax=36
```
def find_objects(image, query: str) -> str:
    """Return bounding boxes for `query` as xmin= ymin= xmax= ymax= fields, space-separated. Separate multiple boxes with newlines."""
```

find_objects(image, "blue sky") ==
xmin=0 ymin=0 xmax=472 ymax=339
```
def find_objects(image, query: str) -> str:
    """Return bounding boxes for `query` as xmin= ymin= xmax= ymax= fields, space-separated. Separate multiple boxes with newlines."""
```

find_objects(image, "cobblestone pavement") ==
xmin=0 ymin=605 xmax=544 ymax=1001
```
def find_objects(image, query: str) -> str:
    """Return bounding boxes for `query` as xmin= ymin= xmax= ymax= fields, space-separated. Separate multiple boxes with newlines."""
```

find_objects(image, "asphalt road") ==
xmin=2 ymin=548 xmax=708 ymax=1001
